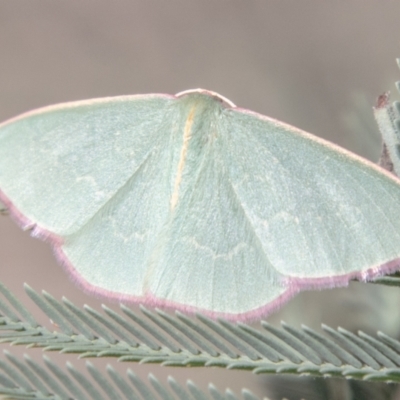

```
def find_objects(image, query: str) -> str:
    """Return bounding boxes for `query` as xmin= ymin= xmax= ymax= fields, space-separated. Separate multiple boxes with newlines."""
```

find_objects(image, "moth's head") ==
xmin=175 ymin=88 xmax=236 ymax=108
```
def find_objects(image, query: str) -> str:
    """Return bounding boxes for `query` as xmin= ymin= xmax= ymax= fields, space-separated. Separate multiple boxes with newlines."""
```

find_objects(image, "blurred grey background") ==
xmin=1 ymin=2 xmax=400 ymax=399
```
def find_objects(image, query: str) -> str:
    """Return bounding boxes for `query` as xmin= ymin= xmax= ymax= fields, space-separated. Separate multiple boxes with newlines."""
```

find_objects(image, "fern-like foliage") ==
xmin=1 ymin=279 xmax=400 ymax=394
xmin=370 ymin=274 xmax=400 ymax=287
xmin=0 ymin=351 xmax=264 ymax=400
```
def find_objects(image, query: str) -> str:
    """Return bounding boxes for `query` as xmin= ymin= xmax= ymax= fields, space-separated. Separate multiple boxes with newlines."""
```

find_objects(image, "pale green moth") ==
xmin=1 ymin=88 xmax=400 ymax=321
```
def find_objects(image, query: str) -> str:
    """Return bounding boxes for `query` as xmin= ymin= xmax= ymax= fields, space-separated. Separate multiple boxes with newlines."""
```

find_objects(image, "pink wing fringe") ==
xmin=2 ymin=186 xmax=400 ymax=322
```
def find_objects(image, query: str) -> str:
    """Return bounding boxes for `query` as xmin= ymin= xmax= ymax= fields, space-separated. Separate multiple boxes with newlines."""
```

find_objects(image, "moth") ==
xmin=1 ymin=88 xmax=400 ymax=321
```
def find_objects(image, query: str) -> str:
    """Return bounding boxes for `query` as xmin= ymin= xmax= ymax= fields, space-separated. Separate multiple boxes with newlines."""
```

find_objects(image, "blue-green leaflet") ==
xmin=1 ymin=88 xmax=400 ymax=321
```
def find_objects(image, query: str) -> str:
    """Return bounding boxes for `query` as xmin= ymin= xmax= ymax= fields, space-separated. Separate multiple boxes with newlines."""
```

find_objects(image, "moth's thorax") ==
xmin=169 ymin=90 xmax=229 ymax=211
xmin=174 ymin=89 xmax=233 ymax=143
